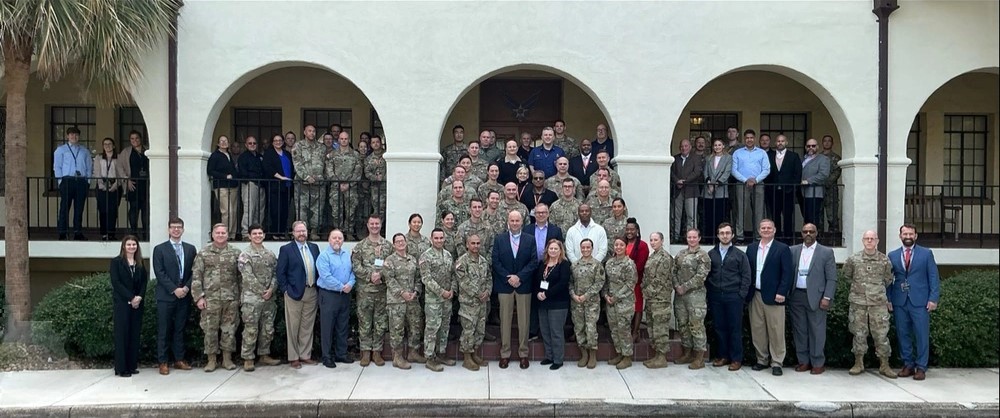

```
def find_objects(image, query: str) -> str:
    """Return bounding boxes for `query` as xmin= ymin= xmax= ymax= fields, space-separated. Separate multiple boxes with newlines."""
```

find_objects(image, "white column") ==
xmin=614 ymin=154 xmax=673 ymax=242
xmin=383 ymin=151 xmax=440 ymax=237
xmin=839 ymin=157 xmax=878 ymax=254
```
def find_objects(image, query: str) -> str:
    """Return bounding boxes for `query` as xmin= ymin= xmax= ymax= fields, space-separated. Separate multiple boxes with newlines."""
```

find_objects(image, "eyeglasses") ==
xmin=806 ymin=145 xmax=817 ymax=148
xmin=533 ymin=177 xmax=545 ymax=181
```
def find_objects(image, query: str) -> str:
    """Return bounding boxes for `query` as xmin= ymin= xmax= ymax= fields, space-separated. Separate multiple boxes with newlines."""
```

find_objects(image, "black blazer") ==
xmin=491 ymin=231 xmax=539 ymax=294
xmin=207 ymin=149 xmax=239 ymax=188
xmin=262 ymin=148 xmax=295 ymax=184
xmin=237 ymin=151 xmax=265 ymax=184
xmin=745 ymin=240 xmax=794 ymax=305
xmin=277 ymin=241 xmax=320 ymax=301
xmin=766 ymin=150 xmax=802 ymax=192
xmin=520 ymin=187 xmax=558 ymax=213
xmin=152 ymin=240 xmax=197 ymax=302
xmin=110 ymin=256 xmax=148 ymax=305
xmin=526 ymin=222 xmax=564 ymax=245
xmin=706 ymin=246 xmax=752 ymax=299
xmin=569 ymin=154 xmax=598 ymax=186
xmin=533 ymin=260 xmax=571 ymax=310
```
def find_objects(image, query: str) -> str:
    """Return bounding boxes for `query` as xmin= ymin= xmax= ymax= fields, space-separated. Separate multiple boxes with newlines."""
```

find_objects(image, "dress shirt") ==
xmin=755 ymin=241 xmax=771 ymax=289
xmin=510 ymin=232 xmax=522 ymax=254
xmin=775 ymin=149 xmax=787 ymax=170
xmin=534 ymin=223 xmax=548 ymax=260
xmin=802 ymin=154 xmax=816 ymax=167
xmin=732 ymin=146 xmax=770 ymax=183
xmin=316 ymin=246 xmax=356 ymax=292
xmin=719 ymin=243 xmax=731 ymax=261
xmin=53 ymin=143 xmax=93 ymax=184
xmin=796 ymin=242 xmax=815 ymax=289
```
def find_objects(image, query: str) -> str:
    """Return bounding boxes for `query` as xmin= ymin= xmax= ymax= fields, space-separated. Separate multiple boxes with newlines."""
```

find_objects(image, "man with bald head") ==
xmin=492 ymin=210 xmax=538 ymax=369
xmin=842 ymin=230 xmax=897 ymax=379
xmin=498 ymin=182 xmax=529 ymax=223
xmin=565 ymin=204 xmax=609 ymax=263
xmin=788 ymin=223 xmax=837 ymax=374
xmin=545 ymin=156 xmax=584 ymax=200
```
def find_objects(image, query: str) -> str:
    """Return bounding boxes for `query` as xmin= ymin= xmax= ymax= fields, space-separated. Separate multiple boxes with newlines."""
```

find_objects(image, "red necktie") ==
xmin=904 ymin=248 xmax=912 ymax=271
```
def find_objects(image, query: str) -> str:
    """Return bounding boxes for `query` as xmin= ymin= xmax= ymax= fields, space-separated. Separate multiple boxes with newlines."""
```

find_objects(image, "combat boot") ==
xmin=425 ymin=357 xmax=443 ymax=372
xmin=577 ymin=348 xmax=590 ymax=368
xmin=688 ymin=350 xmax=706 ymax=370
xmin=587 ymin=349 xmax=598 ymax=369
xmin=472 ymin=348 xmax=486 ymax=366
xmin=258 ymin=355 xmax=281 ymax=366
xmin=675 ymin=347 xmax=693 ymax=364
xmin=372 ymin=350 xmax=385 ymax=367
xmin=204 ymin=355 xmax=217 ymax=373
xmin=643 ymin=351 xmax=669 ymax=369
xmin=392 ymin=350 xmax=411 ymax=370
xmin=463 ymin=352 xmax=480 ymax=371
xmin=879 ymin=356 xmax=897 ymax=379
xmin=407 ymin=349 xmax=427 ymax=364
xmin=849 ymin=355 xmax=865 ymax=375
xmin=243 ymin=359 xmax=255 ymax=372
xmin=439 ymin=354 xmax=456 ymax=366
xmin=616 ymin=355 xmax=633 ymax=369
xmin=222 ymin=351 xmax=237 ymax=370
xmin=360 ymin=351 xmax=371 ymax=367
xmin=609 ymin=351 xmax=624 ymax=366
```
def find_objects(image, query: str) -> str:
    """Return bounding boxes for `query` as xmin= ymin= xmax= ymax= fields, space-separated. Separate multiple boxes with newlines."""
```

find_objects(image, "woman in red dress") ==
xmin=624 ymin=218 xmax=649 ymax=342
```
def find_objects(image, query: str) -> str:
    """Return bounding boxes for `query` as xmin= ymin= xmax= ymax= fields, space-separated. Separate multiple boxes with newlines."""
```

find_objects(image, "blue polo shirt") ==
xmin=528 ymin=145 xmax=565 ymax=178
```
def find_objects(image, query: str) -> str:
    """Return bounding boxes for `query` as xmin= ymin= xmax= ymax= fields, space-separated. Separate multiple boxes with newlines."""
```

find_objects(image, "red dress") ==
xmin=627 ymin=239 xmax=650 ymax=313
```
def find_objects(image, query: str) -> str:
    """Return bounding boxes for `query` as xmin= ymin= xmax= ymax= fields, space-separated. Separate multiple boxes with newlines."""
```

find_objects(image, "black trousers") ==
xmin=57 ymin=177 xmax=88 ymax=234
xmin=113 ymin=300 xmax=143 ymax=374
xmin=703 ymin=198 xmax=729 ymax=244
xmin=96 ymin=189 xmax=121 ymax=237
xmin=802 ymin=198 xmax=823 ymax=227
xmin=126 ymin=180 xmax=149 ymax=236
xmin=267 ymin=183 xmax=292 ymax=236
xmin=156 ymin=298 xmax=190 ymax=363
xmin=708 ymin=291 xmax=745 ymax=363
xmin=771 ymin=189 xmax=796 ymax=242
xmin=318 ymin=288 xmax=350 ymax=362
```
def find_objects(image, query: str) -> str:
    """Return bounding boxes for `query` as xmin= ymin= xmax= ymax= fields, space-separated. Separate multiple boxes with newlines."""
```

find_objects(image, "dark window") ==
xmin=943 ymin=115 xmax=988 ymax=197
xmin=370 ymin=108 xmax=384 ymax=142
xmin=689 ymin=112 xmax=739 ymax=142
xmin=117 ymin=106 xmax=148 ymax=150
xmin=50 ymin=105 xmax=98 ymax=159
xmin=906 ymin=114 xmax=922 ymax=191
xmin=760 ymin=112 xmax=809 ymax=153
xmin=233 ymin=108 xmax=282 ymax=145
xmin=302 ymin=109 xmax=352 ymax=136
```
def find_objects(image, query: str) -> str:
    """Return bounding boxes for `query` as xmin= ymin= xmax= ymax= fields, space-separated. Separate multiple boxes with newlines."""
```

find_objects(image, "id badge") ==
xmin=900 ymin=282 xmax=910 ymax=292
xmin=374 ymin=259 xmax=384 ymax=268
xmin=540 ymin=281 xmax=549 ymax=290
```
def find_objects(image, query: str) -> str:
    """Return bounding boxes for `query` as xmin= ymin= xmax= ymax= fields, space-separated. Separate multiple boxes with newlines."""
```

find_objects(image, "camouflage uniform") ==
xmin=483 ymin=209 xmax=506 ymax=234
xmin=442 ymin=143 xmax=468 ymax=180
xmin=554 ymin=136 xmax=580 ymax=159
xmin=584 ymin=194 xmax=614 ymax=226
xmin=821 ymin=151 xmax=842 ymax=232
xmin=456 ymin=218 xmax=496 ymax=258
xmin=643 ymin=248 xmax=676 ymax=354
xmin=604 ymin=255 xmax=638 ymax=356
xmin=545 ymin=174 xmax=584 ymax=200
xmin=442 ymin=226 xmax=460 ymax=257
xmin=589 ymin=168 xmax=622 ymax=194
xmin=549 ymin=197 xmax=582 ymax=234
xmin=291 ymin=139 xmax=326 ymax=233
xmin=477 ymin=181 xmax=504 ymax=203
xmin=383 ymin=251 xmax=423 ymax=352
xmin=469 ymin=158 xmax=489 ymax=183
xmin=437 ymin=197 xmax=472 ymax=228
xmin=571 ymin=256 xmax=606 ymax=350
xmin=326 ymin=147 xmax=363 ymax=234
xmin=352 ymin=237 xmax=391 ymax=352
xmin=843 ymin=250 xmax=893 ymax=357
xmin=237 ymin=245 xmax=278 ymax=360
xmin=481 ymin=144 xmax=503 ymax=164
xmin=455 ymin=252 xmax=491 ymax=353
xmin=602 ymin=216 xmax=627 ymax=258
xmin=497 ymin=199 xmax=529 ymax=225
xmin=364 ymin=150 xmax=387 ymax=217
xmin=440 ymin=177 xmax=482 ymax=201
xmin=420 ymin=246 xmax=455 ymax=358
xmin=673 ymin=246 xmax=711 ymax=351
xmin=191 ymin=243 xmax=242 ymax=355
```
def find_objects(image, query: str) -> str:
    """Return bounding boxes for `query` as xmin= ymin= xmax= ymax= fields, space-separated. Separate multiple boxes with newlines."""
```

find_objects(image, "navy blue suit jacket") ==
xmin=887 ymin=245 xmax=940 ymax=308
xmin=492 ymin=231 xmax=539 ymax=294
xmin=746 ymin=240 xmax=794 ymax=305
xmin=277 ymin=241 xmax=320 ymax=301
xmin=151 ymin=240 xmax=196 ymax=302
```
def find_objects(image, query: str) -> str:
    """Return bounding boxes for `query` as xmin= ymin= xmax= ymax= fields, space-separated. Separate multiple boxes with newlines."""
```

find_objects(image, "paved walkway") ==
xmin=1 ymin=365 xmax=997 ymax=415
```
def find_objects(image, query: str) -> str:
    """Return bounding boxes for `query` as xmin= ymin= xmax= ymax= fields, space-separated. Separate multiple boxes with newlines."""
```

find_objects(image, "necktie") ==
xmin=512 ymin=236 xmax=519 ymax=254
xmin=904 ymin=248 xmax=912 ymax=271
xmin=302 ymin=245 xmax=315 ymax=287
xmin=173 ymin=243 xmax=184 ymax=279
xmin=583 ymin=157 xmax=588 ymax=170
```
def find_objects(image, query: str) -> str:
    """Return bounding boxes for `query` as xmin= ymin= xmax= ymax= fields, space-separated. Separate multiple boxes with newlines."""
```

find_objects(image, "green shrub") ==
xmin=930 ymin=269 xmax=999 ymax=367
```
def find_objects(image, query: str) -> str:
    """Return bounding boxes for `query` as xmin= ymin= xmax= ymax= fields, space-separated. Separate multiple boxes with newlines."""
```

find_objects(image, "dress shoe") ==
xmin=772 ymin=366 xmax=783 ymax=376
xmin=528 ymin=333 xmax=540 ymax=341
xmin=301 ymin=358 xmax=319 ymax=365
xmin=130 ymin=369 xmax=140 ymax=374
xmin=712 ymin=358 xmax=730 ymax=367
xmin=540 ymin=359 xmax=553 ymax=366
xmin=483 ymin=332 xmax=497 ymax=342
xmin=810 ymin=366 xmax=826 ymax=375
xmin=174 ymin=360 xmax=192 ymax=370
xmin=728 ymin=362 xmax=742 ymax=371
xmin=119 ymin=372 xmax=132 ymax=378
xmin=549 ymin=363 xmax=563 ymax=370
xmin=290 ymin=360 xmax=302 ymax=369
xmin=898 ymin=366 xmax=914 ymax=378
xmin=795 ymin=363 xmax=812 ymax=372
xmin=58 ymin=234 xmax=68 ymax=241
xmin=335 ymin=356 xmax=354 ymax=364
xmin=323 ymin=361 xmax=337 ymax=369
xmin=751 ymin=363 xmax=768 ymax=371
xmin=159 ymin=363 xmax=170 ymax=375
xmin=73 ymin=234 xmax=88 ymax=241
xmin=913 ymin=369 xmax=926 ymax=381
xmin=519 ymin=358 xmax=530 ymax=369
xmin=499 ymin=358 xmax=510 ymax=369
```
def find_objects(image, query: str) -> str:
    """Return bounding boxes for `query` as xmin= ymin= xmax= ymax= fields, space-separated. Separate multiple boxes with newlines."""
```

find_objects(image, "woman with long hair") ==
xmin=570 ymin=238 xmax=604 ymax=369
xmin=534 ymin=239 xmax=572 ymax=369
xmin=263 ymin=133 xmax=295 ymax=239
xmin=702 ymin=138 xmax=732 ymax=243
xmin=110 ymin=235 xmax=148 ymax=377
xmin=440 ymin=211 xmax=459 ymax=256
xmin=601 ymin=198 xmax=628 ymax=257
xmin=94 ymin=137 xmax=123 ymax=241
xmin=604 ymin=236 xmax=638 ymax=369
xmin=624 ymin=218 xmax=649 ymax=342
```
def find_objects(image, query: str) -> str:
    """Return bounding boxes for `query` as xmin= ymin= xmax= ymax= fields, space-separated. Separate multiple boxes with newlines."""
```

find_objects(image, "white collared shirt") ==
xmin=796 ymin=242 xmax=816 ymax=289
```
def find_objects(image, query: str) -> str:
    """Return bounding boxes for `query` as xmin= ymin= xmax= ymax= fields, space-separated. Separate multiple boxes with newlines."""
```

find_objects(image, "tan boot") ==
xmin=258 ymin=355 xmax=281 ymax=366
xmin=407 ymin=349 xmax=427 ymax=364
xmin=675 ymin=347 xmax=693 ymax=364
xmin=439 ymin=354 xmax=456 ymax=366
xmin=587 ymin=349 xmax=598 ymax=369
xmin=425 ymin=357 xmax=443 ymax=372
xmin=372 ymin=350 xmax=385 ymax=367
xmin=609 ymin=351 xmax=624 ymax=366
xmin=472 ymin=348 xmax=486 ymax=366
xmin=360 ymin=351 xmax=371 ymax=367
xmin=616 ymin=355 xmax=633 ymax=369
xmin=204 ymin=355 xmax=217 ymax=373
xmin=463 ymin=352 xmax=480 ymax=371
xmin=643 ymin=351 xmax=669 ymax=369
xmin=879 ymin=356 xmax=898 ymax=379
xmin=243 ymin=359 xmax=255 ymax=372
xmin=688 ymin=350 xmax=706 ymax=370
xmin=849 ymin=354 xmax=865 ymax=375
xmin=221 ymin=352 xmax=237 ymax=371
xmin=392 ymin=350 xmax=411 ymax=370
xmin=577 ymin=348 xmax=590 ymax=368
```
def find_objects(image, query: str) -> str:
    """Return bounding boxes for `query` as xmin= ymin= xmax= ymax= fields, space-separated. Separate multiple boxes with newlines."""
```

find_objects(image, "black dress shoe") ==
xmin=324 ymin=361 xmax=337 ymax=368
xmin=336 ymin=357 xmax=354 ymax=364
xmin=130 ymin=369 xmax=140 ymax=374
xmin=772 ymin=366 xmax=783 ymax=376
xmin=58 ymin=234 xmax=68 ymax=241
xmin=751 ymin=363 xmax=768 ymax=371
xmin=119 ymin=373 xmax=132 ymax=378
xmin=540 ymin=359 xmax=553 ymax=366
xmin=549 ymin=363 xmax=563 ymax=370
xmin=74 ymin=234 xmax=88 ymax=241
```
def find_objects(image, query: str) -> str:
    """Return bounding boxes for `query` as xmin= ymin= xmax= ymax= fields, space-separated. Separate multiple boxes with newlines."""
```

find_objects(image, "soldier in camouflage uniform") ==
xmin=584 ymin=180 xmax=614 ymax=225
xmin=439 ymin=211 xmax=461 ymax=257
xmin=553 ymin=120 xmax=580 ymax=159
xmin=478 ymin=163 xmax=504 ymax=201
xmin=571 ymin=238 xmax=605 ymax=369
xmin=498 ymin=182 xmax=529 ymax=223
xmin=441 ymin=125 xmax=468 ymax=181
xmin=457 ymin=156 xmax=483 ymax=198
xmin=545 ymin=157 xmax=584 ymax=200
xmin=843 ymin=230 xmax=897 ymax=378
xmin=191 ymin=224 xmax=242 ymax=372
xmin=642 ymin=232 xmax=676 ymax=369
xmin=404 ymin=214 xmax=431 ymax=364
xmin=237 ymin=225 xmax=281 ymax=371
xmin=291 ymin=125 xmax=325 ymax=240
xmin=820 ymin=135 xmax=842 ymax=234
xmin=483 ymin=190 xmax=506 ymax=233
xmin=364 ymin=135 xmax=387 ymax=217
xmin=589 ymin=152 xmax=622 ymax=194
xmin=455 ymin=234 xmax=492 ymax=371
xmin=467 ymin=141 xmax=489 ymax=182
xmin=351 ymin=215 xmax=391 ymax=367
xmin=327 ymin=132 xmax=363 ymax=237
xmin=439 ymin=166 xmax=477 ymax=203
xmin=602 ymin=198 xmax=628 ymax=257
xmin=437 ymin=180 xmax=472 ymax=228
xmin=673 ymin=228 xmax=711 ymax=369
xmin=604 ymin=237 xmax=638 ymax=369
xmin=480 ymin=129 xmax=504 ymax=164
xmin=587 ymin=168 xmax=622 ymax=200
xmin=456 ymin=198 xmax=495 ymax=259
xmin=383 ymin=233 xmax=424 ymax=369
xmin=420 ymin=229 xmax=457 ymax=371
xmin=549 ymin=178 xmax=583 ymax=234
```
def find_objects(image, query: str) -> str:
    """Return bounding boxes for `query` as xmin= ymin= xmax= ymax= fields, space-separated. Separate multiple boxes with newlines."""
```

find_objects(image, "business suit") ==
xmin=746 ymin=239 xmax=794 ymax=368
xmin=888 ymin=244 xmax=940 ymax=372
xmin=492 ymin=230 xmax=539 ymax=360
xmin=276 ymin=240 xmax=320 ymax=362
xmin=569 ymin=153 xmax=598 ymax=191
xmin=110 ymin=256 xmax=148 ymax=375
xmin=671 ymin=153 xmax=704 ymax=240
xmin=765 ymin=150 xmax=802 ymax=242
xmin=788 ymin=243 xmax=837 ymax=368
xmin=798 ymin=154 xmax=830 ymax=226
xmin=152 ymin=240 xmax=197 ymax=364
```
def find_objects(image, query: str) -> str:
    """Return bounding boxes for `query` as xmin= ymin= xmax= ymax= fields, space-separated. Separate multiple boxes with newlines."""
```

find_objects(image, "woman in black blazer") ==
xmin=534 ymin=239 xmax=572 ymax=369
xmin=263 ymin=133 xmax=296 ymax=239
xmin=110 ymin=235 xmax=148 ymax=377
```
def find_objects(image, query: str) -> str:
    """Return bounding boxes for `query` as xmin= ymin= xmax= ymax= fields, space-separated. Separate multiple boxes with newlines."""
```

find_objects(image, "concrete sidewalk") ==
xmin=1 ymin=365 xmax=997 ymax=416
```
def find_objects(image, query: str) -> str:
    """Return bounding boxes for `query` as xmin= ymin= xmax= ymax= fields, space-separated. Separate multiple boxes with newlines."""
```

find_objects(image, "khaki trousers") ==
xmin=750 ymin=291 xmax=786 ymax=367
xmin=499 ymin=292 xmax=531 ymax=359
xmin=284 ymin=287 xmax=317 ymax=361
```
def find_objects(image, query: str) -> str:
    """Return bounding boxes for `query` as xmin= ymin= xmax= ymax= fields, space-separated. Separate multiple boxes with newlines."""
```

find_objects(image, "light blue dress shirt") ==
xmin=316 ymin=246 xmax=355 ymax=292
xmin=731 ymin=146 xmax=770 ymax=183
xmin=53 ymin=142 xmax=93 ymax=185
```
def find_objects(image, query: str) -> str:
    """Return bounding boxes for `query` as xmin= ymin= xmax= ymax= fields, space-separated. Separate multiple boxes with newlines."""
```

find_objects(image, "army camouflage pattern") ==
xmin=237 ymin=245 xmax=278 ymax=359
xmin=604 ymin=255 xmax=637 ymax=356
xmin=602 ymin=216 xmax=626 ymax=247
xmin=545 ymin=175 xmax=584 ymax=200
xmin=643 ymin=248 xmax=676 ymax=353
xmin=454 ymin=252 xmax=492 ymax=352
xmin=571 ymin=257 xmax=606 ymax=350
xmin=405 ymin=232 xmax=431 ymax=290
xmin=584 ymin=194 xmax=614 ymax=226
xmin=554 ymin=136 xmax=580 ymax=159
xmin=383 ymin=252 xmax=423 ymax=351
xmin=477 ymin=181 xmax=503 ymax=202
xmin=497 ymin=199 xmax=529 ymax=225
xmin=364 ymin=150 xmax=387 ymax=216
xmin=441 ymin=227 xmax=461 ymax=257
xmin=420 ymin=247 xmax=455 ymax=357
xmin=849 ymin=304 xmax=892 ymax=357
xmin=240 ymin=300 xmax=276 ymax=359
xmin=440 ymin=176 xmax=482 ymax=201
xmin=442 ymin=142 xmax=468 ymax=178
xmin=469 ymin=158 xmax=490 ymax=182
xmin=437 ymin=196 xmax=472 ymax=228
xmin=822 ymin=151 xmax=842 ymax=232
xmin=192 ymin=243 xmax=242 ymax=355
xmin=352 ymin=236 xmax=391 ymax=351
xmin=843 ymin=249 xmax=894 ymax=357
xmin=589 ymin=168 xmax=622 ymax=193
xmin=326 ymin=147 xmax=363 ymax=231
xmin=483 ymin=209 xmax=506 ymax=234
xmin=481 ymin=144 xmax=503 ymax=165
xmin=456 ymin=218 xmax=496 ymax=258
xmin=292 ymin=139 xmax=327 ymax=231
xmin=673 ymin=246 xmax=710 ymax=350
xmin=549 ymin=197 xmax=582 ymax=234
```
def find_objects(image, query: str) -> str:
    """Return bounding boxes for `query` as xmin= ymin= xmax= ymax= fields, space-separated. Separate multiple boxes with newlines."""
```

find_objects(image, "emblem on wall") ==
xmin=502 ymin=90 xmax=542 ymax=122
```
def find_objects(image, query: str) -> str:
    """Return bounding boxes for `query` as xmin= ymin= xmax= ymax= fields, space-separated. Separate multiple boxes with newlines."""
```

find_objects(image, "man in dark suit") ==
xmin=492 ymin=210 xmax=538 ymax=369
xmin=746 ymin=219 xmax=794 ymax=376
xmin=151 ymin=217 xmax=197 ymax=375
xmin=569 ymin=138 xmax=598 ymax=195
xmin=671 ymin=139 xmax=704 ymax=242
xmin=788 ymin=223 xmax=837 ymax=374
xmin=276 ymin=220 xmax=322 ymax=369
xmin=764 ymin=134 xmax=802 ymax=242
xmin=888 ymin=224 xmax=940 ymax=381
xmin=521 ymin=171 xmax=558 ymax=221
xmin=526 ymin=203 xmax=564 ymax=340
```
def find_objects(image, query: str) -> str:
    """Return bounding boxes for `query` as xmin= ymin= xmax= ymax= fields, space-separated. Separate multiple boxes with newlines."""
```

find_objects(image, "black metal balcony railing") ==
xmin=904 ymin=184 xmax=998 ymax=249
xmin=26 ymin=176 xmax=150 ymax=241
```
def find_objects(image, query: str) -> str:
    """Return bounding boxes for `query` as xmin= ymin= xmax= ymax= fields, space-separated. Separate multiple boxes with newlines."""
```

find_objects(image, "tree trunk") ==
xmin=3 ymin=34 xmax=34 ymax=341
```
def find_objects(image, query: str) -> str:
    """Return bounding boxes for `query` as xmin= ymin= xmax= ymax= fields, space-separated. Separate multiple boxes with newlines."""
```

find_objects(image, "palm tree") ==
xmin=1 ymin=0 xmax=179 ymax=339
